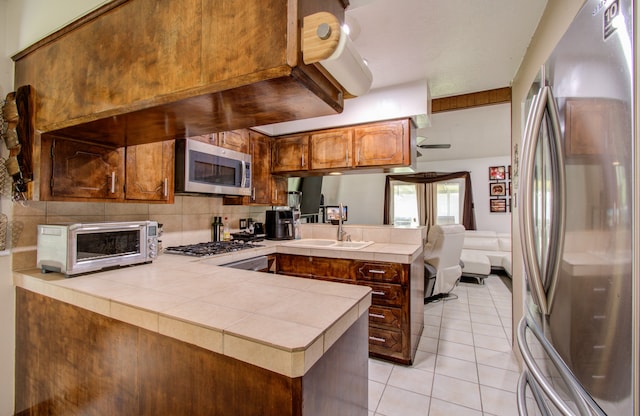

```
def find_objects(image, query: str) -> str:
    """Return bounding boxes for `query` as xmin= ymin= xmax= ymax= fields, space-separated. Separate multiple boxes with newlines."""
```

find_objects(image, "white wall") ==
xmin=321 ymin=155 xmax=511 ymax=233
xmin=5 ymin=0 xmax=112 ymax=53
xmin=1 ymin=1 xmax=16 ymax=413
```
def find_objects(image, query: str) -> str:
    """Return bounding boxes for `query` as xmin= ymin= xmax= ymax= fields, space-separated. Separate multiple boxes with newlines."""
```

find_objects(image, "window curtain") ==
xmin=383 ymin=171 xmax=477 ymax=231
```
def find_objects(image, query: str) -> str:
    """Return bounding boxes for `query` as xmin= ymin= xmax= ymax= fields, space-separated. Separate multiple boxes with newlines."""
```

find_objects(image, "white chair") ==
xmin=424 ymin=224 xmax=466 ymax=300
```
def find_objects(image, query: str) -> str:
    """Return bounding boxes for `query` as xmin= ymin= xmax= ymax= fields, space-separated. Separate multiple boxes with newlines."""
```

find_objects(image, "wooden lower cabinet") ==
xmin=276 ymin=254 xmax=423 ymax=364
xmin=15 ymin=288 xmax=368 ymax=416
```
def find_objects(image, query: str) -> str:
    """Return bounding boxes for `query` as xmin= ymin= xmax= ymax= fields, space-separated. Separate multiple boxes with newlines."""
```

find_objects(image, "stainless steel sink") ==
xmin=282 ymin=239 xmax=374 ymax=250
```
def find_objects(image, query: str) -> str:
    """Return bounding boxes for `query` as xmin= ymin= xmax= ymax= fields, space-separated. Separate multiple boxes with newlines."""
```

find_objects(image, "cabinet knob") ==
xmin=163 ymin=178 xmax=168 ymax=197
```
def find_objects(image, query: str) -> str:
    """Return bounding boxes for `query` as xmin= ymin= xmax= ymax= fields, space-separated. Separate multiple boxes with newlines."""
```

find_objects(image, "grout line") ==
xmin=369 ymin=273 xmax=514 ymax=415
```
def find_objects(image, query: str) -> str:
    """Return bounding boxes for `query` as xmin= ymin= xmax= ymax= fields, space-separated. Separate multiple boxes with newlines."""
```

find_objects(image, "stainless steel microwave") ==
xmin=175 ymin=139 xmax=251 ymax=196
xmin=37 ymin=221 xmax=158 ymax=276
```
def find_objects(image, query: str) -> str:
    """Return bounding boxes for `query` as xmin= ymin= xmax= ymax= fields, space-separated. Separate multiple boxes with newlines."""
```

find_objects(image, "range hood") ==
xmin=12 ymin=0 xmax=365 ymax=147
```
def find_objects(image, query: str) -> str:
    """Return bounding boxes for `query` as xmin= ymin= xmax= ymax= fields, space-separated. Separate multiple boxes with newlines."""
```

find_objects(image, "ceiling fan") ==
xmin=417 ymin=136 xmax=451 ymax=149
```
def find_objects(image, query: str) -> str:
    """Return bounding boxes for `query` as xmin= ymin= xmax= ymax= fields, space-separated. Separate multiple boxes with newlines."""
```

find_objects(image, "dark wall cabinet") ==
xmin=41 ymin=135 xmax=174 ymax=203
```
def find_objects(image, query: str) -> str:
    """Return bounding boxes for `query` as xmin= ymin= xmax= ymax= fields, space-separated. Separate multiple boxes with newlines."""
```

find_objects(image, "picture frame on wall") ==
xmin=489 ymin=182 xmax=506 ymax=196
xmin=490 ymin=198 xmax=507 ymax=213
xmin=489 ymin=166 xmax=506 ymax=180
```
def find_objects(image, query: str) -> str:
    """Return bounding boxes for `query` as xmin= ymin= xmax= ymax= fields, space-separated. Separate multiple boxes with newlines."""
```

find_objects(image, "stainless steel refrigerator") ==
xmin=517 ymin=0 xmax=636 ymax=414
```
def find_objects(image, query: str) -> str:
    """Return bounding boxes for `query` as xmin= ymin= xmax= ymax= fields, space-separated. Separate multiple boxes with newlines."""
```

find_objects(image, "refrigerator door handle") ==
xmin=517 ymin=317 xmax=606 ymax=416
xmin=542 ymin=86 xmax=566 ymax=314
xmin=519 ymin=83 xmax=566 ymax=315
xmin=517 ymin=370 xmax=553 ymax=416
xmin=519 ymin=85 xmax=549 ymax=314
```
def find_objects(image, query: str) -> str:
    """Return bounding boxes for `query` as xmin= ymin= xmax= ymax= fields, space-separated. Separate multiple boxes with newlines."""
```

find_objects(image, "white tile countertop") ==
xmin=13 ymin=236 xmax=423 ymax=378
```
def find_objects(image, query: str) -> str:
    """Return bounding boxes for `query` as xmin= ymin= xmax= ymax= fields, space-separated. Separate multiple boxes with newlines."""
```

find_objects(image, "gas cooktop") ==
xmin=164 ymin=240 xmax=264 ymax=257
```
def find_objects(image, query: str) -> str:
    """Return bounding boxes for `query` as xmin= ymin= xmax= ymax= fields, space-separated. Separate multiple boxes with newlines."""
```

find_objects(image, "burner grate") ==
xmin=164 ymin=240 xmax=263 ymax=257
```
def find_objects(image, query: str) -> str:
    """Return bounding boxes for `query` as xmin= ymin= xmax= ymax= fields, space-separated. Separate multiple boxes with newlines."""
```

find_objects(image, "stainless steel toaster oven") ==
xmin=37 ymin=221 xmax=158 ymax=276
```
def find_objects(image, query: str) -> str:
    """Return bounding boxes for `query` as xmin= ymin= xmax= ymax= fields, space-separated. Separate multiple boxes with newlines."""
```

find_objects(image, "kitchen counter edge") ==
xmin=13 ymin=239 xmax=423 ymax=378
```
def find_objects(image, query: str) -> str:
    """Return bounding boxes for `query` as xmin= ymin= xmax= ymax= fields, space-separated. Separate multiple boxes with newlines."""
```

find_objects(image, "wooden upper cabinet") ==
xmin=217 ymin=129 xmax=250 ymax=154
xmin=354 ymin=120 xmax=408 ymax=167
xmin=310 ymin=128 xmax=353 ymax=170
xmin=272 ymin=134 xmax=309 ymax=173
xmin=224 ymin=131 xmax=289 ymax=206
xmin=41 ymin=135 xmax=174 ymax=203
xmin=43 ymin=135 xmax=124 ymax=201
xmin=249 ymin=133 xmax=273 ymax=205
xmin=12 ymin=0 xmax=345 ymax=147
xmin=188 ymin=134 xmax=217 ymax=145
xmin=271 ymin=118 xmax=411 ymax=175
xmin=125 ymin=140 xmax=175 ymax=203
xmin=272 ymin=175 xmax=289 ymax=206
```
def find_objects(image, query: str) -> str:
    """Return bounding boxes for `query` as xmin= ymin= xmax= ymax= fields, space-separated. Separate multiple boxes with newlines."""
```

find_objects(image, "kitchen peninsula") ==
xmin=13 ymin=227 xmax=424 ymax=415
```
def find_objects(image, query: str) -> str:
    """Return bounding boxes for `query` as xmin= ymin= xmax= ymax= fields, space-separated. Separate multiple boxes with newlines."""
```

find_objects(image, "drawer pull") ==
xmin=369 ymin=313 xmax=386 ymax=319
xmin=372 ymin=290 xmax=386 ymax=296
xmin=369 ymin=269 xmax=386 ymax=274
xmin=369 ymin=336 xmax=386 ymax=343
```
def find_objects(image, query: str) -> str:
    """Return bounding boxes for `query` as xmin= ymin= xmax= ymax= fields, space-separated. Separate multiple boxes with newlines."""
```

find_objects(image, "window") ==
xmin=436 ymin=180 xmax=464 ymax=224
xmin=391 ymin=179 xmax=464 ymax=226
xmin=391 ymin=182 xmax=419 ymax=226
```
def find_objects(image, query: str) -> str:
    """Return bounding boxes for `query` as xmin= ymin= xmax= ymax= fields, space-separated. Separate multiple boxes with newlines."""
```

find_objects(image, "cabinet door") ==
xmin=276 ymin=254 xmax=355 ymax=283
xmin=354 ymin=119 xmax=408 ymax=167
xmin=125 ymin=140 xmax=174 ymax=202
xmin=271 ymin=175 xmax=288 ymax=206
xmin=218 ymin=129 xmax=250 ymax=154
xmin=310 ymin=128 xmax=353 ymax=170
xmin=249 ymin=133 xmax=272 ymax=204
xmin=188 ymin=133 xmax=217 ymax=145
xmin=48 ymin=136 xmax=124 ymax=200
xmin=272 ymin=134 xmax=309 ymax=173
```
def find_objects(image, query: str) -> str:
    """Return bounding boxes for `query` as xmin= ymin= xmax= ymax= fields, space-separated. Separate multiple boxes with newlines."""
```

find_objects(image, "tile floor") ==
xmin=368 ymin=274 xmax=520 ymax=416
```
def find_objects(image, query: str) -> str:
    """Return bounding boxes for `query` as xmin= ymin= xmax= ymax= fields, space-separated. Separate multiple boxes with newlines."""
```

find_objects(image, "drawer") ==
xmin=276 ymin=254 xmax=355 ymax=282
xmin=368 ymin=326 xmax=402 ymax=354
xmin=353 ymin=261 xmax=406 ymax=284
xmin=361 ymin=281 xmax=404 ymax=307
xmin=368 ymin=305 xmax=402 ymax=329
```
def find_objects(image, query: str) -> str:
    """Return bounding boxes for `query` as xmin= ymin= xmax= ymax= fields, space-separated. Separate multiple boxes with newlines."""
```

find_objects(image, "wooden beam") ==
xmin=431 ymin=87 xmax=511 ymax=113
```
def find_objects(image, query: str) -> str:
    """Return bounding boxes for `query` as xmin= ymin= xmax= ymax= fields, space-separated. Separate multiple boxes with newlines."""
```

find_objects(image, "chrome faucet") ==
xmin=337 ymin=203 xmax=347 ymax=241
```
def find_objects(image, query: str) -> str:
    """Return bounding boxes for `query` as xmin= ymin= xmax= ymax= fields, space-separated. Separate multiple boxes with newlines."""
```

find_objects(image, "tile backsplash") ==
xmin=11 ymin=195 xmax=267 ymax=271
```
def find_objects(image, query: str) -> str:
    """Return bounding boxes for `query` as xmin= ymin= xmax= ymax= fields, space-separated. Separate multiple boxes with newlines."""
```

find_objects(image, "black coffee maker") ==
xmin=265 ymin=210 xmax=294 ymax=240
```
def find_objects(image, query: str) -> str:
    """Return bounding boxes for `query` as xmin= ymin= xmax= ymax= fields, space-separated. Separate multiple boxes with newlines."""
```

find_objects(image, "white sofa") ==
xmin=460 ymin=230 xmax=512 ymax=282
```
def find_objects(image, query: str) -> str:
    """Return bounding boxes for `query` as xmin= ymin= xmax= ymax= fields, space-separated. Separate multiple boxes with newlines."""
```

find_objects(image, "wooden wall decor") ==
xmin=431 ymin=87 xmax=511 ymax=113
xmin=1 ymin=85 xmax=34 ymax=201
